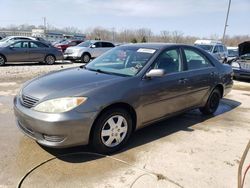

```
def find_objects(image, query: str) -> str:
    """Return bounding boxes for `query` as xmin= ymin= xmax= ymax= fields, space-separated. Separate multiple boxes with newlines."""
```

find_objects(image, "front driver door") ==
xmin=139 ymin=47 xmax=189 ymax=124
xmin=6 ymin=41 xmax=30 ymax=62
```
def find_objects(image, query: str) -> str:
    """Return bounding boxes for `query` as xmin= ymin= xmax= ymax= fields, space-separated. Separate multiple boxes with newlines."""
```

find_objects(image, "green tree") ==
xmin=131 ymin=38 xmax=138 ymax=43
xmin=141 ymin=36 xmax=147 ymax=43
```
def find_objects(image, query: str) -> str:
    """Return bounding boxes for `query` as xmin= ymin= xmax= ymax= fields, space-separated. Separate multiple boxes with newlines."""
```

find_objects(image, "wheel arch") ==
xmin=214 ymin=84 xmax=224 ymax=98
xmin=89 ymin=102 xmax=137 ymax=142
xmin=0 ymin=53 xmax=7 ymax=62
xmin=81 ymin=52 xmax=91 ymax=58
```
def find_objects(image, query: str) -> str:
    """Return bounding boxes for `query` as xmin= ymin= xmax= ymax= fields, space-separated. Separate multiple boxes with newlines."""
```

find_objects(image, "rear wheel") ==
xmin=91 ymin=108 xmax=133 ymax=154
xmin=0 ymin=55 xmax=6 ymax=66
xmin=199 ymin=88 xmax=221 ymax=115
xmin=45 ymin=55 xmax=56 ymax=65
xmin=81 ymin=53 xmax=90 ymax=63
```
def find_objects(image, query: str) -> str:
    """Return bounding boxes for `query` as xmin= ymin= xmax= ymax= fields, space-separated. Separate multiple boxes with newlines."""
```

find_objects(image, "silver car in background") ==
xmin=0 ymin=40 xmax=63 ymax=66
xmin=64 ymin=40 xmax=115 ymax=63
xmin=194 ymin=40 xmax=228 ymax=64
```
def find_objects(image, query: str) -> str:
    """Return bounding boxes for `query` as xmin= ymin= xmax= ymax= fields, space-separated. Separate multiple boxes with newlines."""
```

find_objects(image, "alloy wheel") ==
xmin=101 ymin=115 xmax=128 ymax=147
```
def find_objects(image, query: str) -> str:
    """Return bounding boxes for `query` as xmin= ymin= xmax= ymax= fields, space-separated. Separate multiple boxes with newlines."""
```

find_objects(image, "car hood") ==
xmin=66 ymin=46 xmax=88 ymax=51
xmin=22 ymin=67 xmax=124 ymax=100
xmin=238 ymin=41 xmax=250 ymax=56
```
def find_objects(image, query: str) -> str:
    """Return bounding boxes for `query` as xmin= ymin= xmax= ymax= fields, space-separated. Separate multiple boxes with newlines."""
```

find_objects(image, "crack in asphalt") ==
xmin=17 ymin=151 xmax=183 ymax=188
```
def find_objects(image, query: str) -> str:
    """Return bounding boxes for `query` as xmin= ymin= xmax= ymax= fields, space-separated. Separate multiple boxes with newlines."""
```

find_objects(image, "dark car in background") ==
xmin=14 ymin=43 xmax=233 ymax=153
xmin=0 ymin=40 xmax=63 ymax=65
xmin=54 ymin=40 xmax=84 ymax=52
xmin=227 ymin=47 xmax=238 ymax=64
xmin=231 ymin=41 xmax=250 ymax=79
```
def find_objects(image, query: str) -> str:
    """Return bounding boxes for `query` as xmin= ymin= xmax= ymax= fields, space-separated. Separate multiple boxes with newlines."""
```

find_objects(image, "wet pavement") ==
xmin=0 ymin=75 xmax=250 ymax=187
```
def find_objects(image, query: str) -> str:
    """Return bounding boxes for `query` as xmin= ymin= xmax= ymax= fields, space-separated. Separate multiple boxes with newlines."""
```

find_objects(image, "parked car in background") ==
xmin=54 ymin=40 xmax=84 ymax=52
xmin=64 ymin=40 xmax=115 ymax=63
xmin=14 ymin=43 xmax=233 ymax=153
xmin=194 ymin=40 xmax=228 ymax=63
xmin=0 ymin=40 xmax=63 ymax=66
xmin=231 ymin=41 xmax=250 ymax=79
xmin=0 ymin=36 xmax=50 ymax=46
xmin=227 ymin=47 xmax=238 ymax=64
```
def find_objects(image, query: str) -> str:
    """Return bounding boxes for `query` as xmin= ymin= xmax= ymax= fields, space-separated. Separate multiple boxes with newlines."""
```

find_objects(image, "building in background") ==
xmin=0 ymin=29 xmax=86 ymax=42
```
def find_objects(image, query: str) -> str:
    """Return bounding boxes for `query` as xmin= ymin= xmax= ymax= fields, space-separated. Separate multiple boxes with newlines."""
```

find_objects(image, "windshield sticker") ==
xmin=137 ymin=48 xmax=156 ymax=54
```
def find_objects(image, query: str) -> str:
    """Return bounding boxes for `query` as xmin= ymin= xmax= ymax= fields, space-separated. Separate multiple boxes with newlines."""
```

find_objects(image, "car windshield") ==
xmin=228 ymin=49 xmax=238 ymax=57
xmin=195 ymin=44 xmax=213 ymax=52
xmin=85 ymin=46 xmax=157 ymax=77
xmin=241 ymin=53 xmax=250 ymax=60
xmin=59 ymin=40 xmax=70 ymax=45
xmin=77 ymin=40 xmax=93 ymax=47
xmin=0 ymin=37 xmax=11 ymax=42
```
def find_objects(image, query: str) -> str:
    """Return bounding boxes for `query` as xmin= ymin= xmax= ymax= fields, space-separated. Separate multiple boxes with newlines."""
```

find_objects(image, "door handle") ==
xmin=178 ymin=78 xmax=188 ymax=84
xmin=210 ymin=72 xmax=215 ymax=76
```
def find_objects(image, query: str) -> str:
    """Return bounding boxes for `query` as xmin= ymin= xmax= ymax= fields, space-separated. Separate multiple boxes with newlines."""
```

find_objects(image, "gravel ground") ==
xmin=0 ymin=61 xmax=83 ymax=82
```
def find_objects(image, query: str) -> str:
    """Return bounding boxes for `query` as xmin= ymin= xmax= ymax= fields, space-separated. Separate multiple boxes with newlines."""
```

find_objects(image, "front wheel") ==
xmin=81 ymin=53 xmax=90 ymax=63
xmin=44 ymin=55 xmax=56 ymax=65
xmin=199 ymin=88 xmax=221 ymax=115
xmin=0 ymin=55 xmax=6 ymax=66
xmin=91 ymin=108 xmax=133 ymax=154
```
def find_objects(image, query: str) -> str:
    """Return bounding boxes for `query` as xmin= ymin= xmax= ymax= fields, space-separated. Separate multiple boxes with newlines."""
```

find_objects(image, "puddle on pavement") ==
xmin=19 ymin=152 xmax=171 ymax=188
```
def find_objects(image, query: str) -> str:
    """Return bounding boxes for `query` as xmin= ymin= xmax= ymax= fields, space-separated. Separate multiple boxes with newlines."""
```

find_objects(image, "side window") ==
xmin=213 ymin=46 xmax=219 ymax=53
xmin=154 ymin=49 xmax=182 ymax=74
xmin=94 ymin=42 xmax=102 ymax=48
xmin=37 ymin=42 xmax=48 ymax=48
xmin=102 ymin=42 xmax=115 ymax=47
xmin=22 ymin=42 xmax=29 ymax=48
xmin=218 ymin=45 xmax=224 ymax=52
xmin=30 ymin=42 xmax=39 ymax=48
xmin=12 ymin=42 xmax=22 ymax=48
xmin=184 ymin=49 xmax=213 ymax=70
xmin=69 ymin=41 xmax=77 ymax=46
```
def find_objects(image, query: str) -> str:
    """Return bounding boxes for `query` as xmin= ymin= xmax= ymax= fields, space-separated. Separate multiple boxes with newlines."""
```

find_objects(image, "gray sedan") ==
xmin=0 ymin=40 xmax=63 ymax=65
xmin=14 ymin=43 xmax=233 ymax=154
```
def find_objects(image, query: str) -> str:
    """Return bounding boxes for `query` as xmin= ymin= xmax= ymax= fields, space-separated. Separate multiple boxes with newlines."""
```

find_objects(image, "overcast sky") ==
xmin=0 ymin=0 xmax=249 ymax=37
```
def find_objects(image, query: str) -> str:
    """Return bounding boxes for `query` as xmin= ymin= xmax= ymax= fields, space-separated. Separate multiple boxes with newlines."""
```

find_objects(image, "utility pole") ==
xmin=222 ymin=0 xmax=231 ymax=43
xmin=43 ymin=17 xmax=47 ymax=34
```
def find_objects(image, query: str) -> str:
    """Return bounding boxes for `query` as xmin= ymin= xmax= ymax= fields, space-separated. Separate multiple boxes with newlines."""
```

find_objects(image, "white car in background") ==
xmin=64 ymin=40 xmax=115 ymax=63
xmin=194 ymin=40 xmax=228 ymax=63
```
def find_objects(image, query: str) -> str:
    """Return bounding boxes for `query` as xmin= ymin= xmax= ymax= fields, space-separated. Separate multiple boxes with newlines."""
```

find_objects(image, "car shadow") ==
xmin=3 ymin=61 xmax=75 ymax=67
xmin=40 ymin=98 xmax=241 ymax=163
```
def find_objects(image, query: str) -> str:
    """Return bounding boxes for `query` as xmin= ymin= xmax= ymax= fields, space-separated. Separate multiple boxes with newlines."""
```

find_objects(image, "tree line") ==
xmin=0 ymin=24 xmax=249 ymax=46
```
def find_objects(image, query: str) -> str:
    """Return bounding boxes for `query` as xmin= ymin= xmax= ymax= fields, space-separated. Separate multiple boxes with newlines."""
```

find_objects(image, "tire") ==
xmin=0 ymin=55 xmax=6 ymax=66
xmin=44 ymin=55 xmax=56 ymax=65
xmin=91 ymin=108 xmax=133 ymax=154
xmin=81 ymin=53 xmax=90 ymax=63
xmin=199 ymin=88 xmax=221 ymax=115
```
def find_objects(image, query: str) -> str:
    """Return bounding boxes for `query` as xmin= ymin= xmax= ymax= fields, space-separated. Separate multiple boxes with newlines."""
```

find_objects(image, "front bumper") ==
xmin=63 ymin=54 xmax=81 ymax=60
xmin=13 ymin=96 xmax=98 ymax=148
xmin=233 ymin=68 xmax=250 ymax=79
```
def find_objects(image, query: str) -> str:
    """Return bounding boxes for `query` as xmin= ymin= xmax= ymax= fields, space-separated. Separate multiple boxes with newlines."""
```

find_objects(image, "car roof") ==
xmin=120 ymin=43 xmax=186 ymax=49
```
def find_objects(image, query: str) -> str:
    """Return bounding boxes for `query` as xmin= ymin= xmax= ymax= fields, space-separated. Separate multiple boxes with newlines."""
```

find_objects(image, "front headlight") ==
xmin=231 ymin=62 xmax=240 ymax=68
xmin=33 ymin=97 xmax=87 ymax=113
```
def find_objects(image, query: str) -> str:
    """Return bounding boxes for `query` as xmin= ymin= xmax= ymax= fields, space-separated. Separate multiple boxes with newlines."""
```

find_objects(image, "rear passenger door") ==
xmin=29 ymin=41 xmax=47 ymax=61
xmin=182 ymin=47 xmax=216 ymax=108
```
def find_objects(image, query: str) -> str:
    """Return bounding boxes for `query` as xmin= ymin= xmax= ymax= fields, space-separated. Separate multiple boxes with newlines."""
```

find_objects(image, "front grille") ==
xmin=21 ymin=94 xmax=39 ymax=108
xmin=240 ymin=62 xmax=250 ymax=70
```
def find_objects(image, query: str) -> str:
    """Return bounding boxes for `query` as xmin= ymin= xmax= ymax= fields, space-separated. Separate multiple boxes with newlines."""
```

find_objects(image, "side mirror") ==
xmin=91 ymin=44 xmax=96 ymax=48
xmin=9 ymin=45 xmax=14 ymax=49
xmin=145 ymin=69 xmax=165 ymax=78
